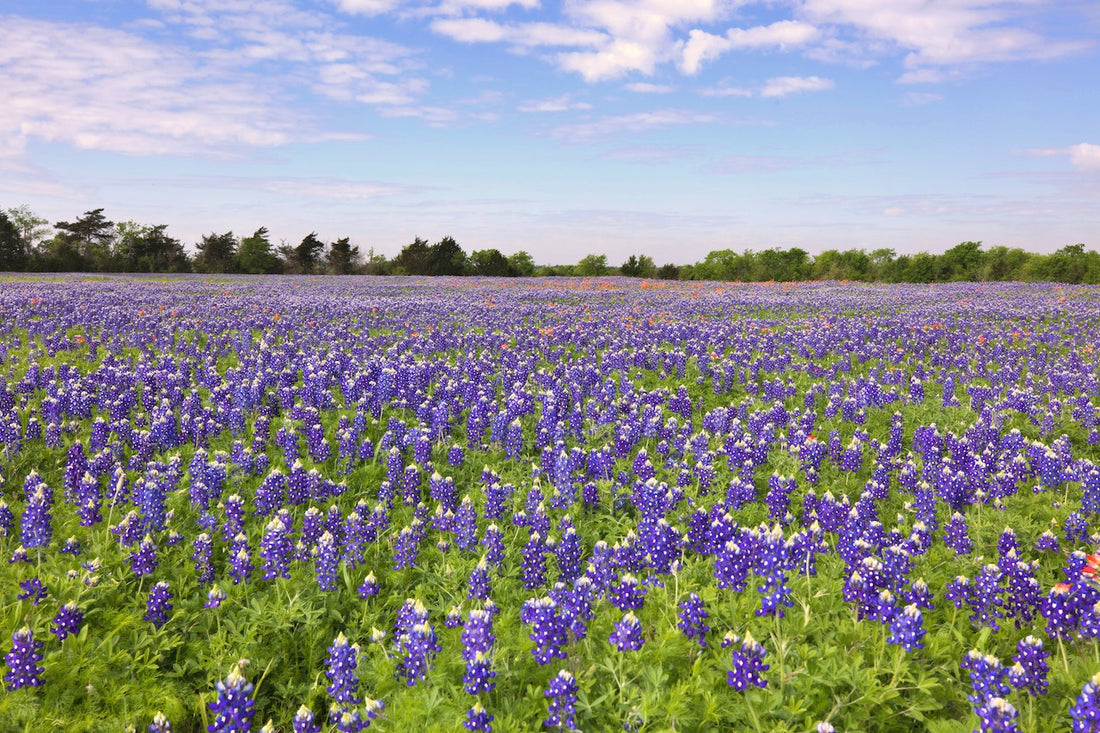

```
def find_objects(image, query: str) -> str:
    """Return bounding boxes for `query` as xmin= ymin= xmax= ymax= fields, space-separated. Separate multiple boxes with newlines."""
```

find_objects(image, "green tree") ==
xmin=938 ymin=241 xmax=983 ymax=281
xmin=429 ymin=236 xmax=467 ymax=276
xmin=238 ymin=227 xmax=281 ymax=274
xmin=54 ymin=208 xmax=115 ymax=271
xmin=0 ymin=210 xmax=25 ymax=271
xmin=6 ymin=205 xmax=49 ymax=259
xmin=469 ymin=248 xmax=513 ymax=276
xmin=576 ymin=253 xmax=609 ymax=276
xmin=294 ymin=232 xmax=326 ymax=274
xmin=196 ymin=231 xmax=238 ymax=273
xmin=393 ymin=237 xmax=432 ymax=275
xmin=507 ymin=250 xmax=536 ymax=277
xmin=620 ymin=254 xmax=657 ymax=278
xmin=980 ymin=246 xmax=1029 ymax=281
xmin=326 ymin=237 xmax=360 ymax=275
xmin=362 ymin=247 xmax=390 ymax=275
xmin=657 ymin=263 xmax=680 ymax=280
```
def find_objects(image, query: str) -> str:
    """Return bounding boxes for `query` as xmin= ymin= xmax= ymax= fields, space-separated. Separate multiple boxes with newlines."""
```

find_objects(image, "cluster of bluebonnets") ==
xmin=4 ymin=275 xmax=1100 ymax=731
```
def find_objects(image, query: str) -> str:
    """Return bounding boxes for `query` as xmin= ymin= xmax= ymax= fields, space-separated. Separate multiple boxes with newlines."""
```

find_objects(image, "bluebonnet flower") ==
xmin=1008 ymin=636 xmax=1049 ymax=696
xmin=607 ymin=574 xmax=646 ymax=611
xmin=608 ymin=612 xmax=645 ymax=651
xmin=326 ymin=633 xmax=362 ymax=706
xmin=131 ymin=535 xmax=158 ymax=577
xmin=974 ymin=697 xmax=1019 ymax=733
xmin=678 ymin=593 xmax=709 ymax=647
xmin=293 ymin=706 xmax=322 ymax=733
xmin=52 ymin=601 xmax=83 ymax=641
xmin=259 ymin=517 xmax=293 ymax=581
xmin=145 ymin=581 xmax=173 ymax=629
xmin=1035 ymin=530 xmax=1060 ymax=553
xmin=1041 ymin=583 xmax=1081 ymax=639
xmin=961 ymin=650 xmax=1010 ymax=707
xmin=192 ymin=532 xmax=215 ymax=587
xmin=461 ymin=609 xmax=496 ymax=694
xmin=394 ymin=599 xmax=440 ymax=686
xmin=520 ymin=597 xmax=568 ymax=665
xmin=467 ymin=557 xmax=492 ymax=600
xmin=464 ymin=702 xmax=493 ymax=732
xmin=945 ymin=575 xmax=970 ymax=609
xmin=207 ymin=665 xmax=255 ymax=733
xmin=544 ymin=670 xmax=578 ymax=730
xmin=20 ymin=481 xmax=52 ymax=549
xmin=1071 ymin=671 xmax=1100 ymax=733
xmin=904 ymin=578 xmax=935 ymax=610
xmin=555 ymin=524 xmax=583 ymax=585
xmin=522 ymin=532 xmax=548 ymax=590
xmin=943 ymin=513 xmax=972 ymax=555
xmin=453 ymin=496 xmax=478 ymax=552
xmin=206 ymin=585 xmax=228 ymax=609
xmin=723 ymin=632 xmax=769 ymax=690
xmin=4 ymin=626 xmax=44 ymax=690
xmin=149 ymin=711 xmax=172 ymax=733
xmin=60 ymin=536 xmax=81 ymax=555
xmin=0 ymin=499 xmax=12 ymax=537
xmin=969 ymin=564 xmax=1003 ymax=631
xmin=315 ymin=531 xmax=339 ymax=592
xmin=228 ymin=533 xmax=253 ymax=586
xmin=714 ymin=539 xmax=751 ymax=592
xmin=17 ymin=576 xmax=47 ymax=605
xmin=358 ymin=572 xmax=380 ymax=600
xmin=887 ymin=604 xmax=925 ymax=652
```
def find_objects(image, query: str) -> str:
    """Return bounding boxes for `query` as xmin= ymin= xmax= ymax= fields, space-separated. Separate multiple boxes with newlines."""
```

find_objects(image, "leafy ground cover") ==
xmin=2 ymin=275 xmax=1100 ymax=732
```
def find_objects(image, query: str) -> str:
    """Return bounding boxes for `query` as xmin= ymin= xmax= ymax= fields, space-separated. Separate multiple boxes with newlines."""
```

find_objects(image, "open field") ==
xmin=3 ymin=275 xmax=1100 ymax=732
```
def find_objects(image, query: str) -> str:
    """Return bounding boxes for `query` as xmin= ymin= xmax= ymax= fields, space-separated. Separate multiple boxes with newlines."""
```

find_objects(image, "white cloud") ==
xmin=699 ymin=84 xmax=754 ymax=97
xmin=797 ymin=0 xmax=1091 ymax=79
xmin=549 ymin=109 xmax=717 ymax=142
xmin=681 ymin=21 xmax=819 ymax=74
xmin=430 ymin=17 xmax=606 ymax=47
xmin=1026 ymin=143 xmax=1100 ymax=172
xmin=760 ymin=76 xmax=834 ymax=97
xmin=0 ymin=17 xmax=299 ymax=157
xmin=902 ymin=91 xmax=942 ymax=106
xmin=263 ymin=178 xmax=412 ymax=199
xmin=625 ymin=82 xmax=674 ymax=93
xmin=434 ymin=0 xmax=541 ymax=14
xmin=332 ymin=0 xmax=408 ymax=14
xmin=517 ymin=94 xmax=593 ymax=112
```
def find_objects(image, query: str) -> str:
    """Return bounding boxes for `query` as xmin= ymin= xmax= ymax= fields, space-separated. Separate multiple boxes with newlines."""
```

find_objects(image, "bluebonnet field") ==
xmin=3 ymin=275 xmax=1100 ymax=732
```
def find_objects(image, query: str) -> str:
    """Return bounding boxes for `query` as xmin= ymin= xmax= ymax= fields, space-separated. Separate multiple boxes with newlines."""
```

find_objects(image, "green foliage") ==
xmin=237 ymin=227 xmax=281 ymax=274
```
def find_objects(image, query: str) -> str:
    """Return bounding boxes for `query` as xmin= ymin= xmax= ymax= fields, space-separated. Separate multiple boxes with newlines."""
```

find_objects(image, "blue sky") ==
xmin=1 ymin=0 xmax=1097 ymax=264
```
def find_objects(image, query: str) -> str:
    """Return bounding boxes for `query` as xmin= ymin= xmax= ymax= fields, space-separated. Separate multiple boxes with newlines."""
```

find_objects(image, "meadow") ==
xmin=2 ymin=275 xmax=1100 ymax=733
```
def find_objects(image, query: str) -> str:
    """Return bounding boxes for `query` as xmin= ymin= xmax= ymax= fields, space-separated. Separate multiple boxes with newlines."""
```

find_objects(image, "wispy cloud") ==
xmin=624 ymin=82 xmax=674 ymax=93
xmin=1025 ymin=143 xmax=1100 ymax=172
xmin=680 ymin=21 xmax=819 ymax=74
xmin=549 ymin=109 xmax=718 ymax=142
xmin=517 ymin=94 xmax=592 ymax=112
xmin=797 ymin=0 xmax=1092 ymax=80
xmin=902 ymin=91 xmax=943 ymax=106
xmin=760 ymin=76 xmax=835 ymax=98
xmin=0 ymin=16 xmax=300 ymax=157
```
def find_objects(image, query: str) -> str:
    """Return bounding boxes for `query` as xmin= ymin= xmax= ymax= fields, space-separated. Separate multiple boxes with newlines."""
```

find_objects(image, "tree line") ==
xmin=1 ymin=205 xmax=1096 ymax=283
